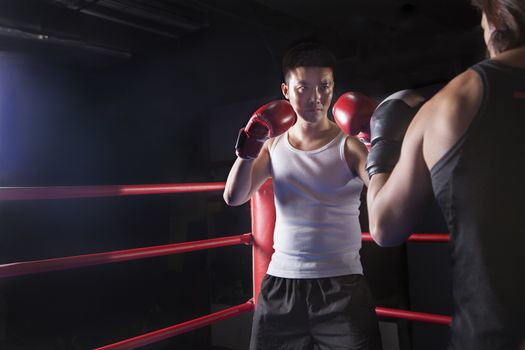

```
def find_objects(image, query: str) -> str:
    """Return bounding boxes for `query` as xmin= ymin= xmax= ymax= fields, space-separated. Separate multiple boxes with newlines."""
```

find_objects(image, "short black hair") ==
xmin=281 ymin=42 xmax=336 ymax=83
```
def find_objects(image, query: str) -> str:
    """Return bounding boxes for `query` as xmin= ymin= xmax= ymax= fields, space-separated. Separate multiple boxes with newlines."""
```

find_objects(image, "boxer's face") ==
xmin=282 ymin=66 xmax=334 ymax=122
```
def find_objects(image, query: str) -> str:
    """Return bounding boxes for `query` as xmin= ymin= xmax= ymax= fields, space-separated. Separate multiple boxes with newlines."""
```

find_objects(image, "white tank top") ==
xmin=267 ymin=130 xmax=364 ymax=278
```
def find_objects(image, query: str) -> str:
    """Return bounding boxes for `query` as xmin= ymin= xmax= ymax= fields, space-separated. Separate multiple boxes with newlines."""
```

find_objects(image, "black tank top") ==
xmin=431 ymin=60 xmax=525 ymax=349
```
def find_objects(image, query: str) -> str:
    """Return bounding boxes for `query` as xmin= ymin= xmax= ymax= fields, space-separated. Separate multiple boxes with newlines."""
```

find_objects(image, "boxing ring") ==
xmin=0 ymin=179 xmax=451 ymax=349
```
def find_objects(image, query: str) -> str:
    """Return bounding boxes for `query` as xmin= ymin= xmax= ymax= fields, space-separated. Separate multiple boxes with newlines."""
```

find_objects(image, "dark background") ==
xmin=0 ymin=0 xmax=484 ymax=349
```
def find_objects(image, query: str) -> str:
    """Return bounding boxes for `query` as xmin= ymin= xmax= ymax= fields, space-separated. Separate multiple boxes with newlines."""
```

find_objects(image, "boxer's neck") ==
xmin=493 ymin=45 xmax=525 ymax=68
xmin=288 ymin=119 xmax=339 ymax=151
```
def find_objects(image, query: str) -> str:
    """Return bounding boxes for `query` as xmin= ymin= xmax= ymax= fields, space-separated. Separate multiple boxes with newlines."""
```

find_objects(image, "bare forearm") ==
xmin=367 ymin=173 xmax=389 ymax=240
xmin=367 ymin=167 xmax=430 ymax=247
xmin=367 ymin=173 xmax=409 ymax=247
xmin=223 ymin=158 xmax=257 ymax=206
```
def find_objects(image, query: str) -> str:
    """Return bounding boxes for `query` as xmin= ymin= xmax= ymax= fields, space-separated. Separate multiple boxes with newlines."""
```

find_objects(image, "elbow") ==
xmin=369 ymin=223 xmax=389 ymax=247
xmin=223 ymin=191 xmax=246 ymax=207
xmin=370 ymin=233 xmax=399 ymax=248
xmin=223 ymin=191 xmax=235 ymax=206
xmin=369 ymin=220 xmax=404 ymax=248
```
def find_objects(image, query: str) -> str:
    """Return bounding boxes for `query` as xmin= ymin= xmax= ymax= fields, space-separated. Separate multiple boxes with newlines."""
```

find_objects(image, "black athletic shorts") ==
xmin=250 ymin=274 xmax=382 ymax=350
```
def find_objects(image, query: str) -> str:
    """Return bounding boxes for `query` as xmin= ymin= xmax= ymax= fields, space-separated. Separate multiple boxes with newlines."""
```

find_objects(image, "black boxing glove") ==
xmin=366 ymin=99 xmax=423 ymax=178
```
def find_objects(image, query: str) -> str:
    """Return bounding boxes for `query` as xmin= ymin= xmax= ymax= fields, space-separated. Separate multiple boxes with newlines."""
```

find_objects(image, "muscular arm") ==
xmin=366 ymin=111 xmax=433 ymax=246
xmin=223 ymin=140 xmax=272 ymax=206
xmin=367 ymin=70 xmax=482 ymax=246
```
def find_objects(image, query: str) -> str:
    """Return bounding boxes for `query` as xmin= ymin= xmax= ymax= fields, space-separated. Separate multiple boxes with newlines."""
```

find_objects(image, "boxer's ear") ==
xmin=281 ymin=83 xmax=289 ymax=100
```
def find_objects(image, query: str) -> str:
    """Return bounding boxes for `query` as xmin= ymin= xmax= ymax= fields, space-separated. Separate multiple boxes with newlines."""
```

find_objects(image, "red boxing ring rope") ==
xmin=0 ymin=182 xmax=226 ymax=200
xmin=0 ymin=180 xmax=453 ymax=349
xmin=0 ymin=233 xmax=443 ymax=279
xmin=362 ymin=232 xmax=450 ymax=242
xmin=0 ymin=234 xmax=252 ymax=278
xmin=95 ymin=305 xmax=449 ymax=350
xmin=95 ymin=300 xmax=255 ymax=350
xmin=376 ymin=307 xmax=452 ymax=325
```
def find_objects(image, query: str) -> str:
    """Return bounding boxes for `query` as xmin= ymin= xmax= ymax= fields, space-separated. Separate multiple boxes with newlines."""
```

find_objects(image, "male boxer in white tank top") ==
xmin=224 ymin=42 xmax=381 ymax=350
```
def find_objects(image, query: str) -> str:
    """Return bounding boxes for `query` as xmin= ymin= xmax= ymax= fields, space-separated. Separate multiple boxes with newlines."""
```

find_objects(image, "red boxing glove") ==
xmin=332 ymin=91 xmax=377 ymax=143
xmin=235 ymin=100 xmax=297 ymax=159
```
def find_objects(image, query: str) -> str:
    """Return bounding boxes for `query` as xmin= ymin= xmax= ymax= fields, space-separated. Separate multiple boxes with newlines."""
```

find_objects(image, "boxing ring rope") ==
xmin=0 ymin=234 xmax=252 ymax=278
xmin=0 ymin=232 xmax=449 ymax=278
xmin=375 ymin=307 xmax=451 ymax=325
xmin=0 ymin=182 xmax=226 ymax=200
xmin=95 ymin=301 xmax=256 ymax=350
xmin=1 ymin=180 xmax=452 ymax=349
xmin=0 ymin=233 xmax=445 ymax=279
xmin=362 ymin=233 xmax=449 ymax=242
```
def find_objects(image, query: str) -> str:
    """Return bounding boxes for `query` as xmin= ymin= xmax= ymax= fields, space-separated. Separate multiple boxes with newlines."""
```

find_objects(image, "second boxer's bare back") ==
xmin=418 ymin=45 xmax=525 ymax=171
